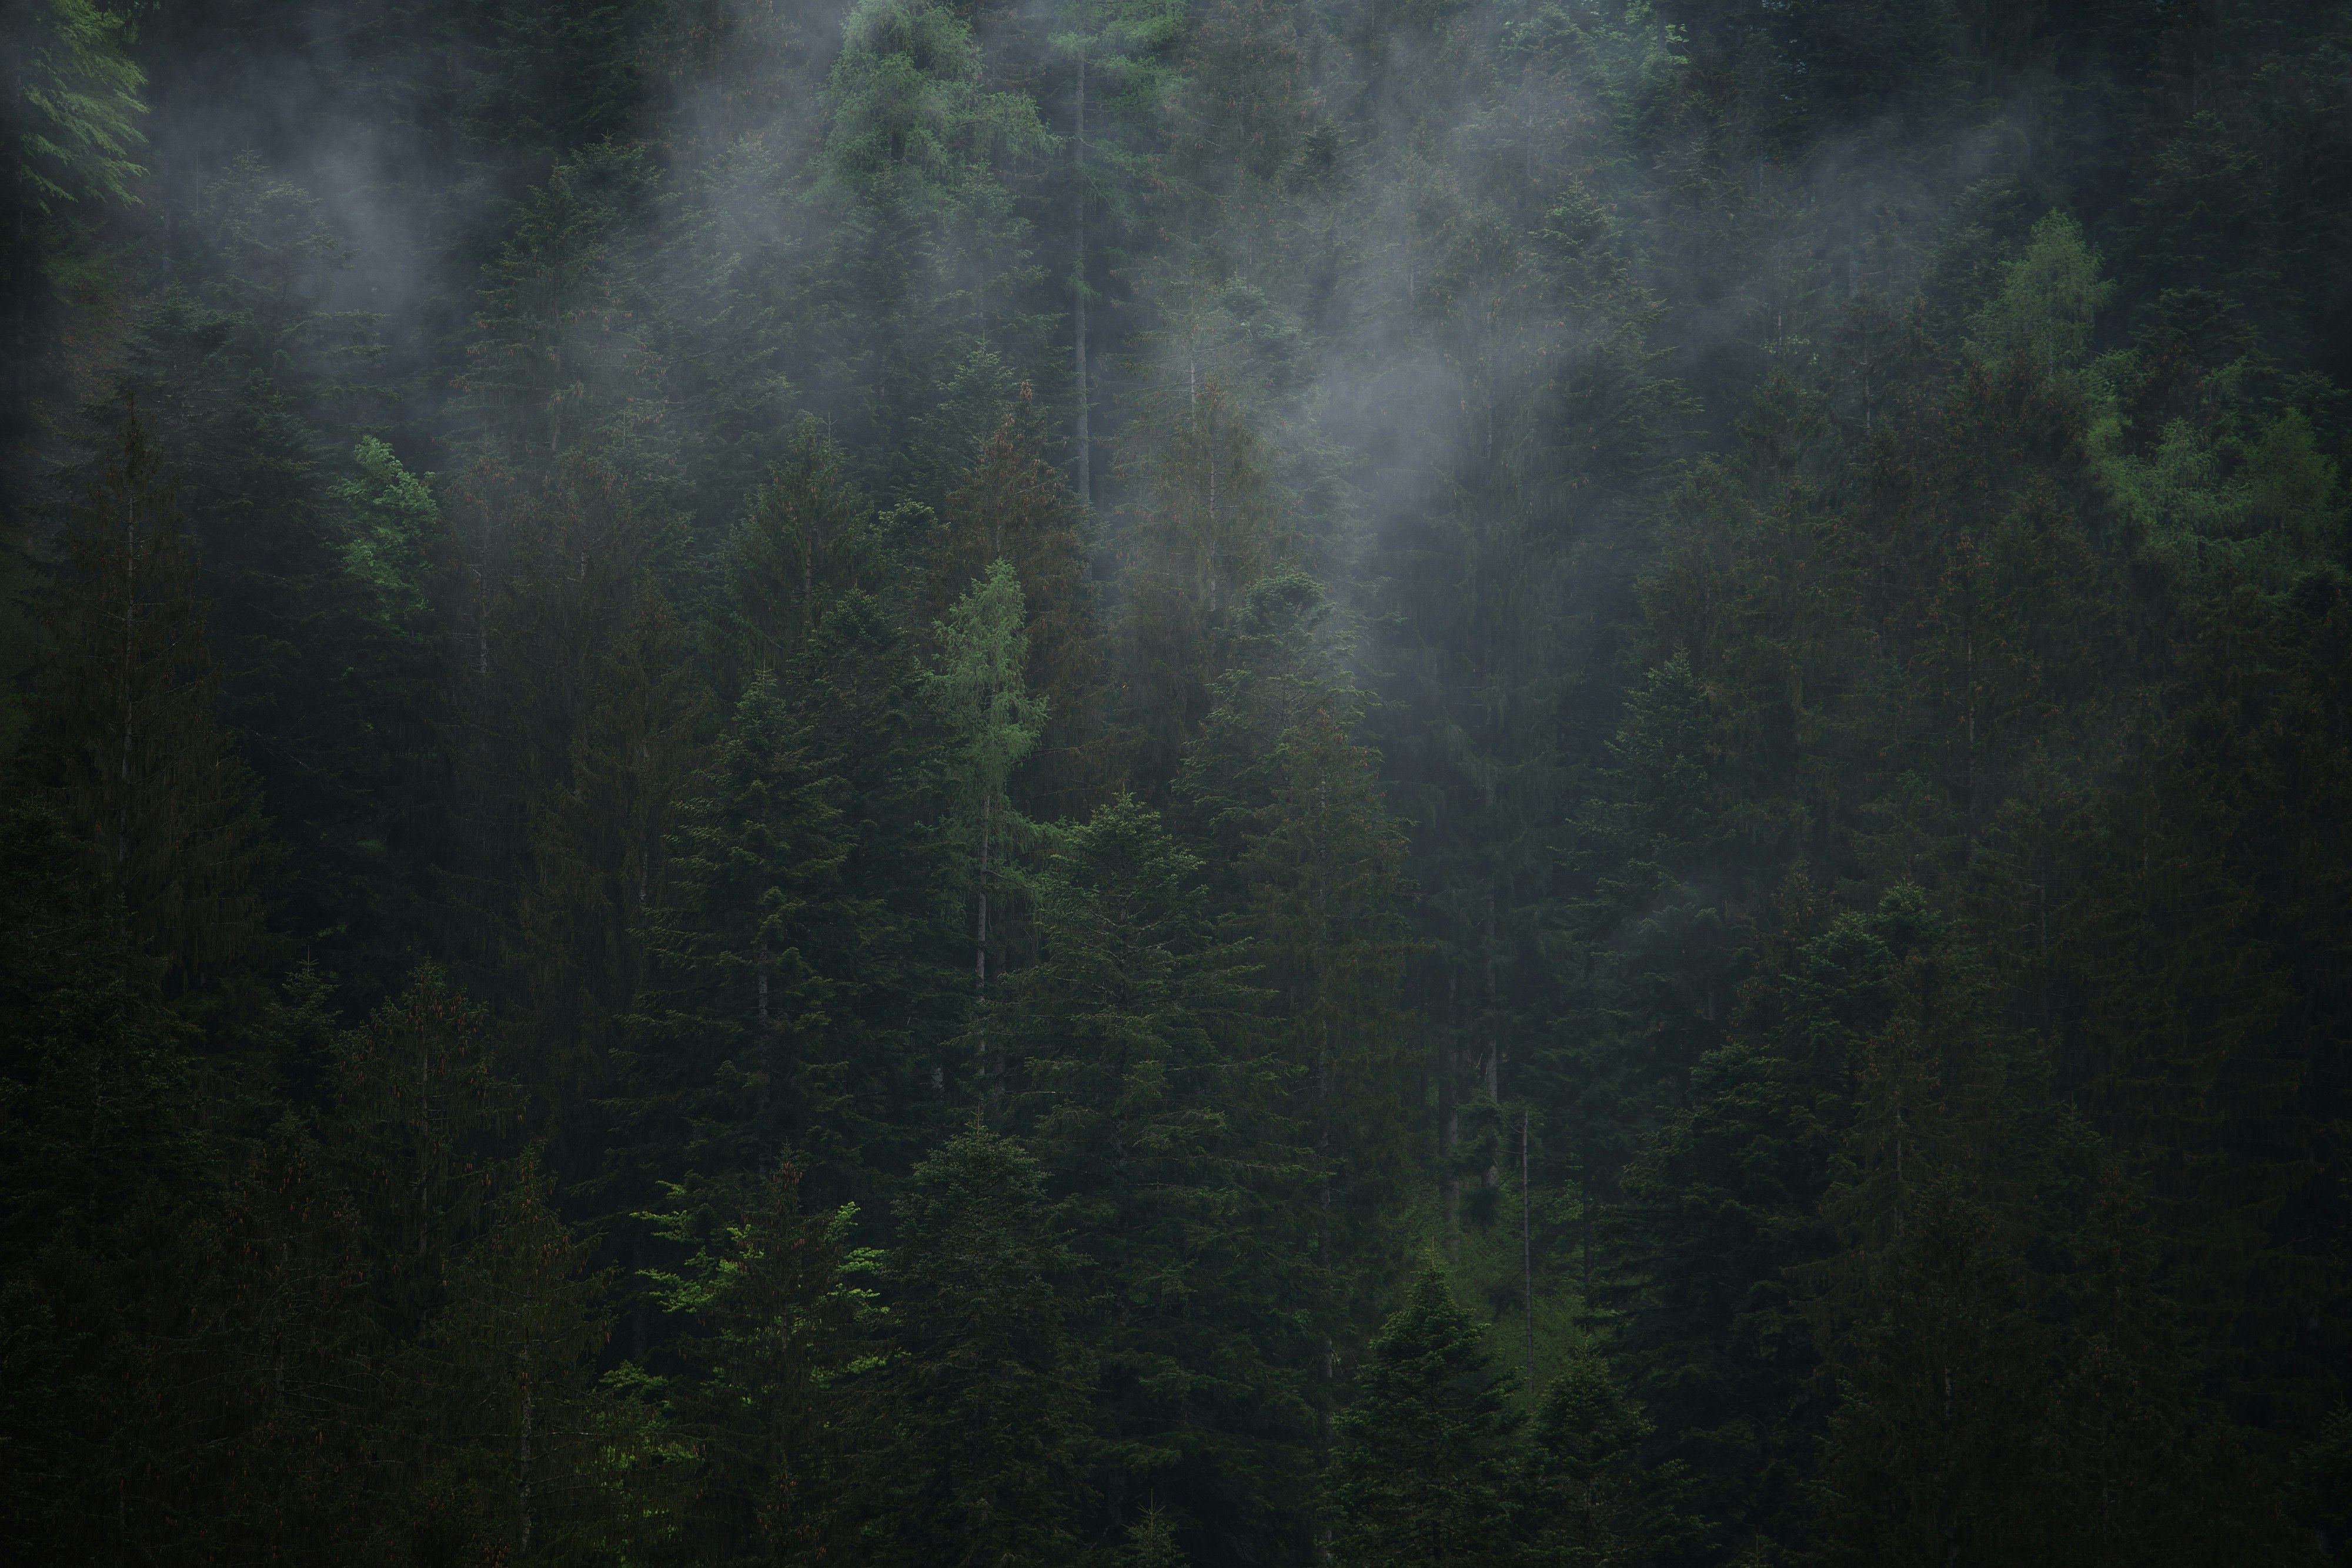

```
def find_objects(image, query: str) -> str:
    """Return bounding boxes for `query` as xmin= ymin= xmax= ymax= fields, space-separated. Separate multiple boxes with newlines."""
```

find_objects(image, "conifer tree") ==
xmin=328 ymin=964 xmax=514 ymax=1343
xmin=1325 ymin=1265 xmax=1523 ymax=1568
xmin=459 ymin=141 xmax=666 ymax=478
xmin=28 ymin=404 xmax=265 ymax=979
xmin=813 ymin=0 xmax=1048 ymax=462
xmin=927 ymin=388 xmax=1111 ymax=817
xmin=397 ymin=1154 xmax=638 ymax=1565
xmin=1518 ymin=1355 xmax=1698 ymax=1568
xmin=1172 ymin=573 xmax=1416 ymax=1357
xmin=1 ymin=0 xmax=144 ymax=439
xmin=993 ymin=795 xmax=1312 ymax=1559
xmin=516 ymin=589 xmax=702 ymax=1118
xmin=626 ymin=666 xmax=853 ymax=1190
xmin=724 ymin=416 xmax=886 ymax=695
xmin=644 ymin=1158 xmax=866 ymax=1568
xmin=0 ymin=799 xmax=189 ymax=1559
xmin=873 ymin=1126 xmax=1091 ymax=1568
xmin=1050 ymin=0 xmax=1187 ymax=505
xmin=1120 ymin=377 xmax=1295 ymax=793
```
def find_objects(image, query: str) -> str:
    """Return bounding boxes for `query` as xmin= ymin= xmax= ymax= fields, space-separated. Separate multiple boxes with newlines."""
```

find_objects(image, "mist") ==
xmin=5 ymin=1 xmax=2350 ymax=1563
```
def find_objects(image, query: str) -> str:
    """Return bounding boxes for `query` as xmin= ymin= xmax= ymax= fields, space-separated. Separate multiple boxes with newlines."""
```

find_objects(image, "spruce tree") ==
xmin=396 ymin=1154 xmax=640 ymax=1565
xmin=926 ymin=388 xmax=1112 ymax=818
xmin=1518 ymin=1355 xmax=1699 ymax=1568
xmin=994 ymin=795 xmax=1313 ymax=1558
xmin=644 ymin=1158 xmax=866 ymax=1568
xmin=1325 ymin=1264 xmax=1523 ymax=1568
xmin=724 ymin=417 xmax=887 ymax=696
xmin=28 ymin=404 xmax=265 ymax=981
xmin=873 ymin=1126 xmax=1091 ymax=1568
xmin=327 ymin=964 xmax=514 ymax=1343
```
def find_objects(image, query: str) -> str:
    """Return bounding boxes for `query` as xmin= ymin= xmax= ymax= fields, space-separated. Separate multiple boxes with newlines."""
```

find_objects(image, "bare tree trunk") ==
xmin=1524 ymin=1111 xmax=1536 ymax=1404
xmin=1073 ymin=49 xmax=1090 ymax=504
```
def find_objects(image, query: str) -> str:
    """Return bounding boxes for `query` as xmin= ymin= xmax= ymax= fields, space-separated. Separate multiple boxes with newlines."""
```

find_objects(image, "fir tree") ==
xmin=1518 ymin=1354 xmax=1699 ymax=1568
xmin=873 ymin=1126 xmax=1092 ymax=1568
xmin=27 ymin=404 xmax=266 ymax=980
xmin=1325 ymin=1264 xmax=1523 ymax=1568
xmin=644 ymin=1158 xmax=867 ymax=1568
xmin=926 ymin=387 xmax=1112 ymax=818
xmin=994 ymin=795 xmax=1314 ymax=1557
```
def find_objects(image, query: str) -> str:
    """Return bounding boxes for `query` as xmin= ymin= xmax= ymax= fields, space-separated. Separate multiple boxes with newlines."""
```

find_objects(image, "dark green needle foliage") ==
xmin=1325 ymin=1265 xmax=1523 ymax=1568
xmin=644 ymin=1157 xmax=870 ymax=1568
xmin=6 ymin=0 xmax=2352 ymax=1562
xmin=870 ymin=1126 xmax=1092 ymax=1568
xmin=1519 ymin=1354 xmax=1700 ymax=1568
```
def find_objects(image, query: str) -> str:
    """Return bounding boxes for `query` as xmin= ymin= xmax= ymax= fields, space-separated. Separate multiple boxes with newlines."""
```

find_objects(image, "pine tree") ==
xmin=1324 ymin=1264 xmax=1523 ymax=1568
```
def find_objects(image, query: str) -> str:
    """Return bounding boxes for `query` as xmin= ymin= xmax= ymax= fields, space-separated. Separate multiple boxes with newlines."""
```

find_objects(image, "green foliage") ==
xmin=1325 ymin=1265 xmax=1523 ymax=1568
xmin=1965 ymin=212 xmax=2113 ymax=379
xmin=995 ymin=795 xmax=1314 ymax=1559
xmin=336 ymin=436 xmax=445 ymax=619
xmin=870 ymin=1126 xmax=1091 ymax=1568
xmin=724 ymin=417 xmax=888 ymax=692
xmin=1519 ymin=1354 xmax=1700 ymax=1568
xmin=644 ymin=1159 xmax=873 ymax=1566
xmin=5 ymin=0 xmax=145 ymax=213
xmin=26 ymin=406 xmax=266 ymax=980
xmin=9 ymin=1 xmax=2352 ymax=1562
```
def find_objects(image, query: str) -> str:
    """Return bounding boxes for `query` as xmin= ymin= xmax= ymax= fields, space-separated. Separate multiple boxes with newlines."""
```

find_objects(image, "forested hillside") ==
xmin=5 ymin=1 xmax=2351 ymax=1563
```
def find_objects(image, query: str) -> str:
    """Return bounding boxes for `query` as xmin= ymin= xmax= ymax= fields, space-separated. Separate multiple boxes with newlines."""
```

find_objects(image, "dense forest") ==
xmin=5 ymin=0 xmax=2351 ymax=1562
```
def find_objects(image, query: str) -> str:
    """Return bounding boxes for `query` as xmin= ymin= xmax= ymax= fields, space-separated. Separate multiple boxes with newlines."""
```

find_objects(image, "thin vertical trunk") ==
xmin=118 ymin=494 xmax=134 ymax=885
xmin=1524 ymin=1111 xmax=1535 ymax=1403
xmin=976 ymin=798 xmax=991 ymax=1096
xmin=977 ymin=801 xmax=991 ymax=995
xmin=517 ymin=1365 xmax=534 ymax=1558
xmin=1484 ymin=895 xmax=1500 ymax=1189
xmin=1965 ymin=628 xmax=1977 ymax=850
xmin=757 ymin=932 xmax=771 ymax=1113
xmin=1441 ymin=968 xmax=1459 ymax=1248
xmin=1074 ymin=48 xmax=1090 ymax=504
xmin=417 ymin=1038 xmax=433 ymax=1340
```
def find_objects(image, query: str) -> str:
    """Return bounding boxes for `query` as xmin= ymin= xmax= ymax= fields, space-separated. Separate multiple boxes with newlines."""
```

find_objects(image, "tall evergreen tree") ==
xmin=26 ymin=405 xmax=265 ymax=979
xmin=871 ymin=1126 xmax=1092 ymax=1568
xmin=1518 ymin=1354 xmax=1699 ymax=1568
xmin=994 ymin=795 xmax=1314 ymax=1563
xmin=1325 ymin=1264 xmax=1523 ymax=1568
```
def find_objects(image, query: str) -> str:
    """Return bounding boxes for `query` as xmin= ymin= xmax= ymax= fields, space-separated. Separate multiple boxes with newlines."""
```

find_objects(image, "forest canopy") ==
xmin=3 ymin=1 xmax=2350 ymax=1564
